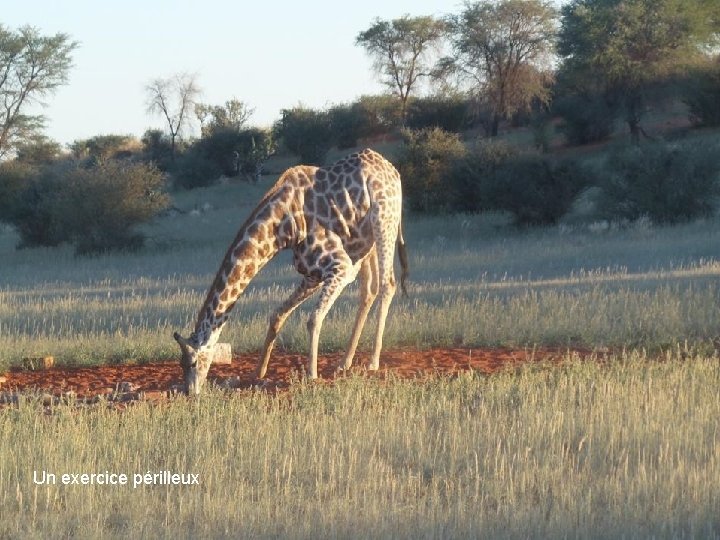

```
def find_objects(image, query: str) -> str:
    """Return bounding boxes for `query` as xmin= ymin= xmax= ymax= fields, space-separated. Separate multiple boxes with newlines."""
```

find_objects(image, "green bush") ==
xmin=5 ymin=160 xmax=169 ymax=254
xmin=446 ymin=140 xmax=517 ymax=213
xmin=396 ymin=128 xmax=467 ymax=212
xmin=59 ymin=160 xmax=170 ymax=254
xmin=275 ymin=107 xmax=333 ymax=165
xmin=0 ymin=161 xmax=37 ymax=221
xmin=555 ymin=94 xmax=617 ymax=145
xmin=6 ymin=165 xmax=69 ymax=249
xmin=446 ymin=141 xmax=591 ymax=225
xmin=684 ymin=63 xmax=720 ymax=127
xmin=405 ymin=95 xmax=470 ymax=132
xmin=596 ymin=142 xmax=720 ymax=224
xmin=172 ymin=151 xmax=222 ymax=190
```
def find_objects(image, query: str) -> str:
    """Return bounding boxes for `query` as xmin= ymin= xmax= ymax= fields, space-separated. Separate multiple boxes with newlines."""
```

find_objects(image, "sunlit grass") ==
xmin=2 ymin=179 xmax=720 ymax=369
xmin=1 ymin=352 xmax=718 ymax=538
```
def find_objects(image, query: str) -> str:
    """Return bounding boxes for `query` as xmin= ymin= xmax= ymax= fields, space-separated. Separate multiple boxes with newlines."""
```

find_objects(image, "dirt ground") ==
xmin=0 ymin=347 xmax=593 ymax=403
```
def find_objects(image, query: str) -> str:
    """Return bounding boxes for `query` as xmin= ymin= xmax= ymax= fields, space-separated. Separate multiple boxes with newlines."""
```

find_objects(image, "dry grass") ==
xmin=1 ymin=351 xmax=718 ymax=538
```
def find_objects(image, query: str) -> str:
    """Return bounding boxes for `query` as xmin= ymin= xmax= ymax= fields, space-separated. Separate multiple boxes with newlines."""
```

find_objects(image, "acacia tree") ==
xmin=558 ymin=0 xmax=720 ymax=144
xmin=356 ymin=15 xmax=446 ymax=124
xmin=0 ymin=25 xmax=77 ymax=158
xmin=444 ymin=0 xmax=557 ymax=136
xmin=145 ymin=73 xmax=201 ymax=160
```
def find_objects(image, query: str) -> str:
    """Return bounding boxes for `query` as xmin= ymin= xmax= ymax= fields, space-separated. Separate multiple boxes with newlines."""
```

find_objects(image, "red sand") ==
xmin=1 ymin=347 xmax=594 ymax=402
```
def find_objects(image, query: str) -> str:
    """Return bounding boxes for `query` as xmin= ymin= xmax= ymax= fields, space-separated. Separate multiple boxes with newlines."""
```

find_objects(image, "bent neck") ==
xmin=191 ymin=212 xmax=284 ymax=350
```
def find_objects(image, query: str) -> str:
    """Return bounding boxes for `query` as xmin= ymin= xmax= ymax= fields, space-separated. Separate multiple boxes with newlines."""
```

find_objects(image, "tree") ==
xmin=195 ymin=98 xmax=254 ymax=137
xmin=0 ymin=25 xmax=78 ymax=158
xmin=145 ymin=73 xmax=201 ymax=160
xmin=558 ymin=0 xmax=720 ymax=144
xmin=443 ymin=0 xmax=557 ymax=136
xmin=356 ymin=15 xmax=446 ymax=124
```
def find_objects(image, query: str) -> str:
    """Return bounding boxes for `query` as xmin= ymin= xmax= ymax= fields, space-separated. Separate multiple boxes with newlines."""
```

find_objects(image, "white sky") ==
xmin=5 ymin=0 xmax=465 ymax=145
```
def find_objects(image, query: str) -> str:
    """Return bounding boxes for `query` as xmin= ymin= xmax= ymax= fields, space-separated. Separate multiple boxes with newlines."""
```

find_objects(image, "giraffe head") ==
xmin=173 ymin=332 xmax=212 ymax=395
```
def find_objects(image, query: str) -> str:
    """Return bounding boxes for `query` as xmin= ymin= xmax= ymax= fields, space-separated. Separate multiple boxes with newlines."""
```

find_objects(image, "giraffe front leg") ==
xmin=307 ymin=272 xmax=354 ymax=379
xmin=336 ymin=252 xmax=378 ymax=373
xmin=257 ymin=279 xmax=320 ymax=379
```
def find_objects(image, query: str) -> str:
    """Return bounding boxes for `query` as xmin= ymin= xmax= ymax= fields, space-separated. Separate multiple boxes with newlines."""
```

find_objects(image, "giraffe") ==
xmin=173 ymin=148 xmax=408 ymax=394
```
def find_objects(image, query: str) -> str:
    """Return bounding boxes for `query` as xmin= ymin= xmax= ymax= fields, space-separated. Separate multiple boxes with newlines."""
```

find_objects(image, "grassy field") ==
xmin=2 ymin=159 xmax=720 ymax=537
xmin=2 ymin=354 xmax=719 ymax=538
xmin=2 ymin=174 xmax=720 ymax=369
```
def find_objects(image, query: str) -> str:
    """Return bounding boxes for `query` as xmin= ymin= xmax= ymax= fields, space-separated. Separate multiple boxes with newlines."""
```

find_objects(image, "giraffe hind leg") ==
xmin=368 ymin=205 xmax=400 ymax=371
xmin=336 ymin=250 xmax=379 ymax=373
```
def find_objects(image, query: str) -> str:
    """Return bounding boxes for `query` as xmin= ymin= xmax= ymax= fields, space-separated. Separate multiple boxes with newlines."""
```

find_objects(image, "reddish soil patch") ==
xmin=0 ymin=347 xmax=593 ymax=403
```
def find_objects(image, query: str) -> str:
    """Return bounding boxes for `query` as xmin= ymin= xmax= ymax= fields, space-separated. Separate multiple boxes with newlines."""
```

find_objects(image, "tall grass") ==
xmin=2 ymin=179 xmax=720 ymax=369
xmin=2 ymin=352 xmax=718 ymax=538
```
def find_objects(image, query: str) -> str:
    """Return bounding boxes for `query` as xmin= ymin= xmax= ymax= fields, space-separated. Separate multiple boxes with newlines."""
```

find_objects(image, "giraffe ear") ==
xmin=173 ymin=332 xmax=194 ymax=351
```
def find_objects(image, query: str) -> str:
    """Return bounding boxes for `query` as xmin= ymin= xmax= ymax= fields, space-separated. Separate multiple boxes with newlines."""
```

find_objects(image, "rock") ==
xmin=21 ymin=356 xmax=54 ymax=371
xmin=116 ymin=381 xmax=135 ymax=393
xmin=212 ymin=343 xmax=232 ymax=365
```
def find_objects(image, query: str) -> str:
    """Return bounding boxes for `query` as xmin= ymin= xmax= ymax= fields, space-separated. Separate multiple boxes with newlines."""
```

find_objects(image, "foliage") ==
xmin=356 ymin=15 xmax=446 ymax=122
xmin=58 ymin=160 xmax=169 ymax=254
xmin=0 ymin=161 xmax=38 ymax=222
xmin=554 ymin=91 xmax=617 ymax=145
xmin=557 ymin=0 xmax=719 ymax=143
xmin=328 ymin=103 xmax=368 ymax=149
xmin=195 ymin=99 xmax=254 ymax=137
xmin=3 ymin=160 xmax=168 ymax=253
xmin=0 ymin=25 xmax=78 ymax=158
xmin=596 ymin=141 xmax=720 ymax=224
xmin=446 ymin=139 xmax=517 ymax=213
xmin=69 ymin=134 xmax=140 ymax=163
xmin=141 ymin=129 xmax=174 ymax=170
xmin=354 ymin=94 xmax=404 ymax=136
xmin=396 ymin=127 xmax=467 ymax=212
xmin=13 ymin=135 xmax=64 ymax=165
xmin=684 ymin=60 xmax=720 ymax=127
xmin=486 ymin=156 xmax=592 ymax=225
xmin=405 ymin=94 xmax=471 ymax=132
xmin=274 ymin=107 xmax=333 ymax=165
xmin=443 ymin=0 xmax=556 ymax=136
xmin=446 ymin=141 xmax=591 ymax=224
xmin=172 ymin=151 xmax=222 ymax=190
xmin=4 ymin=165 xmax=68 ymax=248
xmin=175 ymin=127 xmax=275 ymax=188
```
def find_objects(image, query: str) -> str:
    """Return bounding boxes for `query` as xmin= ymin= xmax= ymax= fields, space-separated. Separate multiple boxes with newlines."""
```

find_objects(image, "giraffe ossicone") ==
xmin=174 ymin=149 xmax=408 ymax=394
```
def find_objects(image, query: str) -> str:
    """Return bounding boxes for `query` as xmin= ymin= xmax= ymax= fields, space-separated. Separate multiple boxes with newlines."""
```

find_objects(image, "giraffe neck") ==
xmin=191 ymin=198 xmax=290 ymax=350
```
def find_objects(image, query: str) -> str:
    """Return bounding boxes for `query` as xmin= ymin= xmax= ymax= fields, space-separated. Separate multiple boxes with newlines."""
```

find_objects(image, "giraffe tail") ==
xmin=397 ymin=223 xmax=409 ymax=297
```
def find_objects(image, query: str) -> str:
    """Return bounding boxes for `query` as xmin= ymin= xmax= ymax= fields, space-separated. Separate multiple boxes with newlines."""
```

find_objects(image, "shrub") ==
xmin=172 ymin=151 xmax=222 ymax=190
xmin=141 ymin=129 xmax=174 ymax=171
xmin=684 ymin=62 xmax=720 ymax=127
xmin=446 ymin=141 xmax=591 ymax=225
xmin=57 ymin=160 xmax=170 ymax=254
xmin=555 ymin=93 xmax=617 ymax=145
xmin=405 ymin=95 xmax=470 ymax=132
xmin=5 ymin=164 xmax=70 ymax=248
xmin=275 ymin=107 xmax=333 ymax=165
xmin=396 ymin=128 xmax=467 ymax=212
xmin=446 ymin=140 xmax=517 ymax=213
xmin=596 ymin=142 xmax=720 ymax=224
xmin=0 ymin=161 xmax=37 ymax=222
xmin=329 ymin=103 xmax=367 ymax=149
xmin=485 ymin=156 xmax=592 ymax=225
